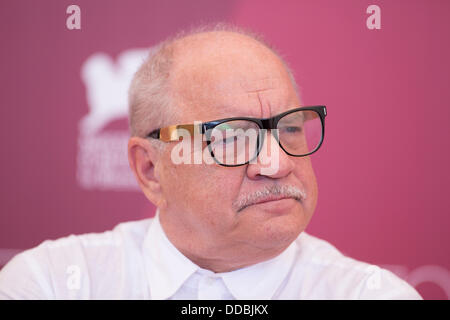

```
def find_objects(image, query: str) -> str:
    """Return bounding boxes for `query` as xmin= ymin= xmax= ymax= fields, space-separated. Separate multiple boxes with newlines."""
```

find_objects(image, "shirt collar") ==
xmin=142 ymin=210 xmax=298 ymax=300
xmin=218 ymin=242 xmax=296 ymax=299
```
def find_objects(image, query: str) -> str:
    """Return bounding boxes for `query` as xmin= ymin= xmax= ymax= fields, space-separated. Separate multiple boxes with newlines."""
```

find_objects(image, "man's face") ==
xmin=155 ymin=33 xmax=319 ymax=267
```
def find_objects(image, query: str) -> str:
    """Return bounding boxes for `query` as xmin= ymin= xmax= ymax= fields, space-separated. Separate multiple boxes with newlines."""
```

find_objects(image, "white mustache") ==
xmin=233 ymin=185 xmax=307 ymax=212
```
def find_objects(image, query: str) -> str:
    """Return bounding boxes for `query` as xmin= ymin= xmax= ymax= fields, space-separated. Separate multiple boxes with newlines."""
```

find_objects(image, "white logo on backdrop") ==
xmin=77 ymin=48 xmax=150 ymax=190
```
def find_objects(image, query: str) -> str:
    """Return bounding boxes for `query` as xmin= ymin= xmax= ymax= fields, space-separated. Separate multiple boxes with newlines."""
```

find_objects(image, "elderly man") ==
xmin=0 ymin=24 xmax=421 ymax=299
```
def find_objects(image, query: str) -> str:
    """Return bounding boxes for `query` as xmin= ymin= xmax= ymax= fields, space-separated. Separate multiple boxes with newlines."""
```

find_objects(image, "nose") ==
xmin=246 ymin=130 xmax=295 ymax=180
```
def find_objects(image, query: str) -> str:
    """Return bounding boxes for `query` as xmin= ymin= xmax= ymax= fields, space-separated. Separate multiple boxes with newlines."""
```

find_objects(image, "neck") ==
xmin=181 ymin=246 xmax=286 ymax=273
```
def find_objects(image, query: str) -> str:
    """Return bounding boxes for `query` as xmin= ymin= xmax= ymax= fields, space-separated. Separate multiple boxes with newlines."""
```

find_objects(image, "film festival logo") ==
xmin=77 ymin=48 xmax=150 ymax=190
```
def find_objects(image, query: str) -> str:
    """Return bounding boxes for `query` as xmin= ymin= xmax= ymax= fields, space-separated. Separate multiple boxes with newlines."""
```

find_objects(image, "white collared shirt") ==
xmin=0 ymin=212 xmax=422 ymax=299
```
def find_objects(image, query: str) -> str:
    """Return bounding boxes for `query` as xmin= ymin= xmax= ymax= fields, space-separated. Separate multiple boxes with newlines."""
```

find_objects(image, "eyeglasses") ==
xmin=147 ymin=105 xmax=327 ymax=167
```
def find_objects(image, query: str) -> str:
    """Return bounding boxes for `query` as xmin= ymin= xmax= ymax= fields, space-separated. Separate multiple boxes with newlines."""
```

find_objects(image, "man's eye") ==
xmin=209 ymin=135 xmax=236 ymax=147
xmin=282 ymin=126 xmax=302 ymax=133
xmin=222 ymin=135 xmax=238 ymax=144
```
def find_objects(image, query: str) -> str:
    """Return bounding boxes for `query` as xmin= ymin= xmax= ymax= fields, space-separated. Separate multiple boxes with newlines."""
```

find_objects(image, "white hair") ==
xmin=128 ymin=22 xmax=300 ymax=147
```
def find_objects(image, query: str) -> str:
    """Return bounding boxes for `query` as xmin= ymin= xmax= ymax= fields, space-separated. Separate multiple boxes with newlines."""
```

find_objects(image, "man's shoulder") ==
xmin=31 ymin=217 xmax=153 ymax=256
xmin=294 ymin=232 xmax=378 ymax=277
xmin=290 ymin=232 xmax=422 ymax=299
xmin=0 ymin=217 xmax=155 ymax=299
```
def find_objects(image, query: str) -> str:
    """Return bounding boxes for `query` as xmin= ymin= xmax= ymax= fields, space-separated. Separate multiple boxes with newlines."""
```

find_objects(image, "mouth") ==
xmin=254 ymin=195 xmax=298 ymax=205
xmin=234 ymin=185 xmax=307 ymax=213
xmin=238 ymin=195 xmax=302 ymax=213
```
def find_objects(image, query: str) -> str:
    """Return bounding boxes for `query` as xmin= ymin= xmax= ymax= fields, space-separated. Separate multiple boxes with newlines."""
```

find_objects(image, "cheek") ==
xmin=292 ymin=157 xmax=319 ymax=214
xmin=161 ymin=156 xmax=245 ymax=216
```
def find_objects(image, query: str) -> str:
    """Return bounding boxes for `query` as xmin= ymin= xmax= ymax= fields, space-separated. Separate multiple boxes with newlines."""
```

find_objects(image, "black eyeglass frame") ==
xmin=147 ymin=105 xmax=327 ymax=167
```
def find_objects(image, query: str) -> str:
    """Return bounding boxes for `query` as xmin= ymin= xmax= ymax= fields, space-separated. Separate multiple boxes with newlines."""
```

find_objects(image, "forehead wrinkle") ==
xmin=240 ymin=77 xmax=280 ymax=94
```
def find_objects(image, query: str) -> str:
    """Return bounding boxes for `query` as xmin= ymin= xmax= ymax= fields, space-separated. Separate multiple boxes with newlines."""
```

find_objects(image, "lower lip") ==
xmin=250 ymin=198 xmax=299 ymax=214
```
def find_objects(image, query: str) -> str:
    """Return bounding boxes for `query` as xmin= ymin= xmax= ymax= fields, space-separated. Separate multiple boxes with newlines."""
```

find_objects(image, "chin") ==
xmin=266 ymin=219 xmax=304 ymax=246
xmin=248 ymin=211 xmax=307 ymax=251
xmin=233 ymin=200 xmax=311 ymax=250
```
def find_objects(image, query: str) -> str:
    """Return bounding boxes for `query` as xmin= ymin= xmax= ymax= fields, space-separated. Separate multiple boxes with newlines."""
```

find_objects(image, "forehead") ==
xmin=169 ymin=33 xmax=300 ymax=123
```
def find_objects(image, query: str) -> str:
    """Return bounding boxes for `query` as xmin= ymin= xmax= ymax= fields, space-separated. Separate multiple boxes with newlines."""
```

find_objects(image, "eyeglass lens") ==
xmin=207 ymin=110 xmax=323 ymax=166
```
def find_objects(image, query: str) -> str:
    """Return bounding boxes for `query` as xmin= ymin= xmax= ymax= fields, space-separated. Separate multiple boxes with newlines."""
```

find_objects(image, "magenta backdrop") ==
xmin=0 ymin=0 xmax=449 ymax=299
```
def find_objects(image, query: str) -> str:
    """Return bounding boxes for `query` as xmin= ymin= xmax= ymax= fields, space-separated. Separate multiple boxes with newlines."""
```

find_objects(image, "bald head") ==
xmin=128 ymin=23 xmax=300 ymax=138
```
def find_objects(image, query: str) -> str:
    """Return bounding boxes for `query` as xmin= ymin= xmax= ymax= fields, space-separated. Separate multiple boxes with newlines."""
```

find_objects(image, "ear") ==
xmin=128 ymin=137 xmax=167 ymax=209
